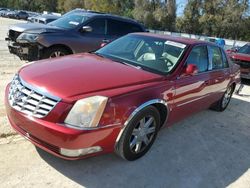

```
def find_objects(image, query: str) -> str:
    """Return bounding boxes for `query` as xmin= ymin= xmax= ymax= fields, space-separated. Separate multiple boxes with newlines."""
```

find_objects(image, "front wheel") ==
xmin=42 ymin=47 xmax=71 ymax=60
xmin=116 ymin=106 xmax=160 ymax=161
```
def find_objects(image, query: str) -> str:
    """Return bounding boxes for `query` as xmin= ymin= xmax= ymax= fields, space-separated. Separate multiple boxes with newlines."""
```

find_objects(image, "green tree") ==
xmin=58 ymin=0 xmax=85 ymax=13
xmin=176 ymin=0 xmax=202 ymax=34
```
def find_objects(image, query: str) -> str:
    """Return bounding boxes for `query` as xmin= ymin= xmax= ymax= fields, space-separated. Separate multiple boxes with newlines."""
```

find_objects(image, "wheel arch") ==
xmin=115 ymin=99 xmax=169 ymax=150
xmin=43 ymin=44 xmax=73 ymax=54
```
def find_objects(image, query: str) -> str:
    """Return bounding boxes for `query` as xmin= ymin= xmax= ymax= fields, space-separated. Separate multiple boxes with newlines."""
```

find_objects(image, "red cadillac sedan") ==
xmin=5 ymin=33 xmax=240 ymax=161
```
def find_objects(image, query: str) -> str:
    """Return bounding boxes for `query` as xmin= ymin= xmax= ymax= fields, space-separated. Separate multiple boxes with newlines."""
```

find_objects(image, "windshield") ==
xmin=96 ymin=35 xmax=187 ymax=74
xmin=238 ymin=44 xmax=250 ymax=55
xmin=48 ymin=13 xmax=90 ymax=29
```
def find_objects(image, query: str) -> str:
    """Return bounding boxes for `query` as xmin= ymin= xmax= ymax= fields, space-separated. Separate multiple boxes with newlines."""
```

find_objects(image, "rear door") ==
xmin=172 ymin=45 xmax=212 ymax=120
xmin=207 ymin=45 xmax=231 ymax=102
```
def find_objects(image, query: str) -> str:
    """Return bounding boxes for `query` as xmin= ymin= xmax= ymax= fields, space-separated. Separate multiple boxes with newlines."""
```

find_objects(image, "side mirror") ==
xmin=81 ymin=26 xmax=92 ymax=32
xmin=185 ymin=64 xmax=198 ymax=75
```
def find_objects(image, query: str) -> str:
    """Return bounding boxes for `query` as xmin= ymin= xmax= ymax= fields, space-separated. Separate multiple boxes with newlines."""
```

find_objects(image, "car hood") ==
xmin=19 ymin=53 xmax=162 ymax=101
xmin=231 ymin=53 xmax=250 ymax=62
xmin=9 ymin=22 xmax=64 ymax=34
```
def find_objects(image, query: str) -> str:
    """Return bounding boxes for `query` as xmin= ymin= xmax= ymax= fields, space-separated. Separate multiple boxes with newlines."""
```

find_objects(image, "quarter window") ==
xmin=186 ymin=46 xmax=209 ymax=73
xmin=209 ymin=46 xmax=223 ymax=69
xmin=221 ymin=49 xmax=229 ymax=68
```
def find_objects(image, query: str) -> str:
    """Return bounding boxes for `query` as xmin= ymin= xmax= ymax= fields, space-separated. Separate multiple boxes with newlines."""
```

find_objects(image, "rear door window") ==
xmin=209 ymin=46 xmax=224 ymax=69
xmin=107 ymin=19 xmax=143 ymax=36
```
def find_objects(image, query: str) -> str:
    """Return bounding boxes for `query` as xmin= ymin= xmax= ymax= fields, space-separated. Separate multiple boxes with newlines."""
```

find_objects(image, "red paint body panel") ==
xmin=5 ymin=34 xmax=240 ymax=159
xmin=231 ymin=53 xmax=250 ymax=62
xmin=19 ymin=53 xmax=162 ymax=101
xmin=230 ymin=53 xmax=250 ymax=79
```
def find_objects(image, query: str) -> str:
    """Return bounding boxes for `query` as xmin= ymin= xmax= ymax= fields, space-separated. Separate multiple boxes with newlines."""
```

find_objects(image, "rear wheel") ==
xmin=42 ymin=47 xmax=71 ymax=59
xmin=116 ymin=106 xmax=160 ymax=161
xmin=211 ymin=85 xmax=234 ymax=111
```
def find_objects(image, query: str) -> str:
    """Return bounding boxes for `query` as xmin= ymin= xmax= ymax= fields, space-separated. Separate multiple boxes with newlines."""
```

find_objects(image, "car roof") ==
xmin=68 ymin=10 xmax=143 ymax=26
xmin=131 ymin=32 xmax=213 ymax=46
xmin=94 ymin=14 xmax=142 ymax=24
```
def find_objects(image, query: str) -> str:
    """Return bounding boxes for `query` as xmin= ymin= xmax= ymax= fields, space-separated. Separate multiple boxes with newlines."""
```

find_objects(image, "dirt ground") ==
xmin=0 ymin=18 xmax=24 ymax=139
xmin=0 ymin=17 xmax=250 ymax=188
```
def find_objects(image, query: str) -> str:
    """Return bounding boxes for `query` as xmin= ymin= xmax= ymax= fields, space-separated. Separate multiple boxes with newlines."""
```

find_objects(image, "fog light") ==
xmin=60 ymin=146 xmax=102 ymax=157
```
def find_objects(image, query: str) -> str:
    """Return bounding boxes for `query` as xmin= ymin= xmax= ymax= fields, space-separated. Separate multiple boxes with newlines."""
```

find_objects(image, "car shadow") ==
xmin=236 ymin=78 xmax=250 ymax=97
xmin=37 ymin=96 xmax=250 ymax=188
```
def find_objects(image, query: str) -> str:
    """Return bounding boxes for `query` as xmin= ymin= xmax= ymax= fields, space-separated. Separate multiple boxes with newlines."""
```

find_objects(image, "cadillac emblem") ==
xmin=13 ymin=91 xmax=24 ymax=102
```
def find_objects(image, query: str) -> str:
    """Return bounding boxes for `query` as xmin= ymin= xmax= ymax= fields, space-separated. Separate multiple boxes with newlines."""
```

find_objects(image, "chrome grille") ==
xmin=8 ymin=75 xmax=60 ymax=118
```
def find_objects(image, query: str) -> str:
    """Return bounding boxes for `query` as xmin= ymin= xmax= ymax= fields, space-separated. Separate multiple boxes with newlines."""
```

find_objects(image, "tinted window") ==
xmin=46 ymin=19 xmax=55 ymax=23
xmin=209 ymin=46 xmax=223 ymax=69
xmin=87 ymin=18 xmax=106 ymax=35
xmin=186 ymin=45 xmax=208 ymax=72
xmin=107 ymin=19 xmax=142 ymax=36
xmin=39 ymin=20 xmax=45 ymax=24
xmin=238 ymin=44 xmax=250 ymax=54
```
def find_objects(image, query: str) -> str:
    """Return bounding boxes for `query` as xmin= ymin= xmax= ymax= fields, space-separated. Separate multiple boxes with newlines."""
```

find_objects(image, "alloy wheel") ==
xmin=49 ymin=51 xmax=65 ymax=58
xmin=129 ymin=115 xmax=156 ymax=154
xmin=222 ymin=87 xmax=232 ymax=108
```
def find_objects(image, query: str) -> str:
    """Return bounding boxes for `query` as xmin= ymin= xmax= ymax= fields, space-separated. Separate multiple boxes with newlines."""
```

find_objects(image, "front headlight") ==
xmin=16 ymin=33 xmax=38 ymax=43
xmin=64 ymin=96 xmax=108 ymax=129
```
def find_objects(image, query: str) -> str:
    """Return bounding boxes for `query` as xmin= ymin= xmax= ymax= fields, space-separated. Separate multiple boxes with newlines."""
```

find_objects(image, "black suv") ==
xmin=6 ymin=11 xmax=146 ymax=61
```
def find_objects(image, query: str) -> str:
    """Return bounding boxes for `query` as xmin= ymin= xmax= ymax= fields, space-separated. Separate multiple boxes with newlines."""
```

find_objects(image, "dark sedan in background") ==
xmin=5 ymin=10 xmax=146 ymax=61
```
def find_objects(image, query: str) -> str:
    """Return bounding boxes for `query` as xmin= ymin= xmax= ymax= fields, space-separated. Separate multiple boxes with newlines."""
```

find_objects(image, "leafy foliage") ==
xmin=1 ymin=0 xmax=250 ymax=40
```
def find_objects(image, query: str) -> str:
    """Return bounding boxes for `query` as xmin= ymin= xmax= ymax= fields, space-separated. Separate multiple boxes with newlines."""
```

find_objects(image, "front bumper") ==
xmin=5 ymin=85 xmax=122 ymax=160
xmin=6 ymin=38 xmax=40 ymax=61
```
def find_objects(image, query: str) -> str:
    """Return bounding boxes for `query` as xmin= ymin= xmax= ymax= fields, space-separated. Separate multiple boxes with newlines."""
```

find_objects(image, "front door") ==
xmin=172 ymin=45 xmax=212 ymax=122
xmin=77 ymin=18 xmax=107 ymax=53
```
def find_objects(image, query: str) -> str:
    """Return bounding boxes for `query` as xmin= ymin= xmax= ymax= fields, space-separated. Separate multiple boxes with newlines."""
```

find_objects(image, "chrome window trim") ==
xmin=114 ymin=99 xmax=170 ymax=149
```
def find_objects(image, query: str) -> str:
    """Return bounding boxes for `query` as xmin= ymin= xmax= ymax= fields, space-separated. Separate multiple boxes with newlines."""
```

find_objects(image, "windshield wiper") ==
xmin=93 ymin=52 xmax=141 ymax=69
xmin=120 ymin=61 xmax=141 ymax=70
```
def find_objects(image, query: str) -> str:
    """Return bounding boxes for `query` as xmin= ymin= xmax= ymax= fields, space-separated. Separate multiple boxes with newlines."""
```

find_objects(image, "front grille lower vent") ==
xmin=8 ymin=75 xmax=60 ymax=118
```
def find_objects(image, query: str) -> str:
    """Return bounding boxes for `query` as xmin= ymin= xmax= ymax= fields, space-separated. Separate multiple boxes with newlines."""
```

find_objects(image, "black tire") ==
xmin=210 ymin=85 xmax=234 ymax=112
xmin=42 ymin=47 xmax=71 ymax=59
xmin=116 ymin=106 xmax=160 ymax=161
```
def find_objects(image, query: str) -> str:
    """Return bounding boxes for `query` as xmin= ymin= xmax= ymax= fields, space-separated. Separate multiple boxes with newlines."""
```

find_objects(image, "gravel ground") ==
xmin=0 ymin=17 xmax=250 ymax=188
xmin=0 ymin=18 xmax=24 ymax=138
